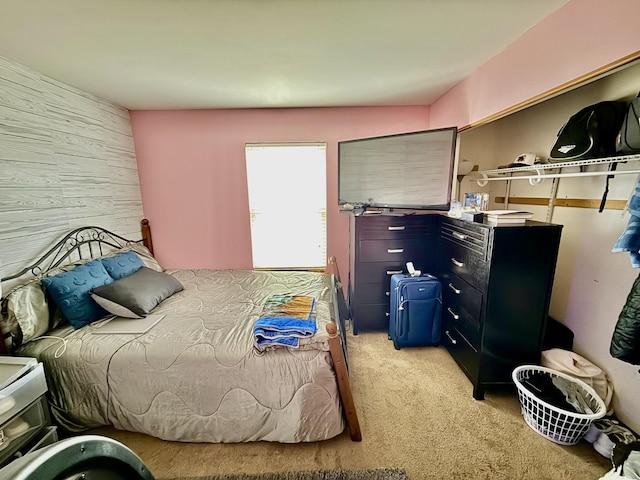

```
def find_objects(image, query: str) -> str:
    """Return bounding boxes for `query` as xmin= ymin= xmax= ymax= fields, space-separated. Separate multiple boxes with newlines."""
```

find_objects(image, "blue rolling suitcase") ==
xmin=389 ymin=273 xmax=442 ymax=349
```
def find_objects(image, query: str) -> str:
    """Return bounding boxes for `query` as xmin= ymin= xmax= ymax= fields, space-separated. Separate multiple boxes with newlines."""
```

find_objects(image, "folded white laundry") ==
xmin=0 ymin=395 xmax=16 ymax=416
xmin=2 ymin=416 xmax=29 ymax=439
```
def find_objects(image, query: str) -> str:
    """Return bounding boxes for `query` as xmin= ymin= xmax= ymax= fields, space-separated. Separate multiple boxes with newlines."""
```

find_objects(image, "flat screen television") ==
xmin=338 ymin=127 xmax=457 ymax=211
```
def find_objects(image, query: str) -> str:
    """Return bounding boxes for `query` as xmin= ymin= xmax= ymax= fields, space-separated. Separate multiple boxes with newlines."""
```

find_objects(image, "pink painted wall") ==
xmin=131 ymin=0 xmax=640 ymax=277
xmin=430 ymin=0 xmax=640 ymax=129
xmin=131 ymin=107 xmax=430 ymax=276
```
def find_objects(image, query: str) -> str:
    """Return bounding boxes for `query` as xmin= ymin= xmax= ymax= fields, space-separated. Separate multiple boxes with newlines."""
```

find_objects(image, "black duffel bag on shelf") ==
xmin=616 ymin=92 xmax=640 ymax=154
xmin=549 ymin=100 xmax=628 ymax=162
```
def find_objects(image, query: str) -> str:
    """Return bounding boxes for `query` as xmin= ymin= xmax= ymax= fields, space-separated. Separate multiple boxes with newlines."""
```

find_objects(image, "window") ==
xmin=245 ymin=143 xmax=327 ymax=269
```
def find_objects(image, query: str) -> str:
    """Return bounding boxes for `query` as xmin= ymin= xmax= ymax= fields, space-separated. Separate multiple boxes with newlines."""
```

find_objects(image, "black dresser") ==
xmin=436 ymin=217 xmax=562 ymax=399
xmin=347 ymin=213 xmax=562 ymax=399
xmin=348 ymin=214 xmax=438 ymax=334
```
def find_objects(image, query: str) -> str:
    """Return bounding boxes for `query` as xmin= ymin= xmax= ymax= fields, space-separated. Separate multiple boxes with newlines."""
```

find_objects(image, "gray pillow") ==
xmin=90 ymin=267 xmax=183 ymax=318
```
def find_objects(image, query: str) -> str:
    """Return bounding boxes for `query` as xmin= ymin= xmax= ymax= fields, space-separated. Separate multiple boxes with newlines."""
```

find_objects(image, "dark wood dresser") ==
xmin=436 ymin=217 xmax=562 ymax=399
xmin=347 ymin=212 xmax=562 ymax=399
xmin=348 ymin=214 xmax=438 ymax=334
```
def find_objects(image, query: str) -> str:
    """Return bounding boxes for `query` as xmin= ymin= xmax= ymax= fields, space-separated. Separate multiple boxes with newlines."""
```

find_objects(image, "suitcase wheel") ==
xmin=387 ymin=334 xmax=392 ymax=340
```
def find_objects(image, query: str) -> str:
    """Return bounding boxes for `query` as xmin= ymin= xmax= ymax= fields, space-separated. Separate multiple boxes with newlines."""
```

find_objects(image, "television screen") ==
xmin=338 ymin=127 xmax=457 ymax=211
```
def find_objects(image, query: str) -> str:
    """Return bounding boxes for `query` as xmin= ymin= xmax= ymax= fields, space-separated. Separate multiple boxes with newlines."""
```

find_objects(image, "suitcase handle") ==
xmin=397 ymin=297 xmax=406 ymax=338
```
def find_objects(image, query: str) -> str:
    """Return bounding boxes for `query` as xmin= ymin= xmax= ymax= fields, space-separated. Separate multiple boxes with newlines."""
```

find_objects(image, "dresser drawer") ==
xmin=359 ymin=238 xmax=430 ymax=262
xmin=438 ymin=239 xmax=489 ymax=290
xmin=0 ymin=364 xmax=47 ymax=426
xmin=355 ymin=261 xmax=432 ymax=285
xmin=442 ymin=274 xmax=482 ymax=319
xmin=23 ymin=425 xmax=58 ymax=456
xmin=442 ymin=305 xmax=481 ymax=349
xmin=441 ymin=273 xmax=482 ymax=347
xmin=442 ymin=321 xmax=479 ymax=382
xmin=0 ymin=395 xmax=49 ymax=466
xmin=440 ymin=219 xmax=488 ymax=257
xmin=356 ymin=215 xmax=435 ymax=239
xmin=352 ymin=303 xmax=390 ymax=331
xmin=356 ymin=283 xmax=392 ymax=304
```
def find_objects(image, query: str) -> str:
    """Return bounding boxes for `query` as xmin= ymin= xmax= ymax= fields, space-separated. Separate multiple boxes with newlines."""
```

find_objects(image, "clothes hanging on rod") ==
xmin=611 ymin=177 xmax=640 ymax=366
xmin=610 ymin=272 xmax=640 ymax=365
xmin=613 ymin=176 xmax=640 ymax=267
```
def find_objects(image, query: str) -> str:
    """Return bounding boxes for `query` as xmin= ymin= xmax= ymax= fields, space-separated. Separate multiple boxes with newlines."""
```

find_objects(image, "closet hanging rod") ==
xmin=478 ymin=154 xmax=640 ymax=176
xmin=475 ymin=168 xmax=640 ymax=187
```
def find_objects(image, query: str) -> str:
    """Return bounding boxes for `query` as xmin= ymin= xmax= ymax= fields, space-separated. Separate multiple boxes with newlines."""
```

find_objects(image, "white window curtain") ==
xmin=245 ymin=143 xmax=327 ymax=269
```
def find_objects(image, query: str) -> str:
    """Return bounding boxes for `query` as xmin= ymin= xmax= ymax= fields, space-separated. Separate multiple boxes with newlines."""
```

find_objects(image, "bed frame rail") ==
xmin=327 ymin=256 xmax=361 ymax=441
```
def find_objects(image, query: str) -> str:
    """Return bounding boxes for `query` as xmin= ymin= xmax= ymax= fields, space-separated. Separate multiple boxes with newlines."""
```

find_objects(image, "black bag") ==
xmin=616 ymin=92 xmax=640 ymax=153
xmin=549 ymin=101 xmax=628 ymax=162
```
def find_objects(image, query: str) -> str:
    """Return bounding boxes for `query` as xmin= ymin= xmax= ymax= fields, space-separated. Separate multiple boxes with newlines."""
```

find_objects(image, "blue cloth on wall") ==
xmin=613 ymin=177 xmax=640 ymax=268
xmin=613 ymin=215 xmax=640 ymax=268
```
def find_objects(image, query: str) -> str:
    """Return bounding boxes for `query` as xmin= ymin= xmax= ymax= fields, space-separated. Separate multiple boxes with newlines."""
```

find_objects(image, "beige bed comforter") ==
xmin=17 ymin=269 xmax=345 ymax=443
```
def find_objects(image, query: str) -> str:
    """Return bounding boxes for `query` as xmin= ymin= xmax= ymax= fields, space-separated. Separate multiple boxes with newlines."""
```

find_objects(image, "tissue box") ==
xmin=460 ymin=211 xmax=484 ymax=222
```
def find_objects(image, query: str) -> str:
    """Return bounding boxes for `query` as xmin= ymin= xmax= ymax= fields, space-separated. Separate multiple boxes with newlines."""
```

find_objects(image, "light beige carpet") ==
xmin=87 ymin=332 xmax=612 ymax=480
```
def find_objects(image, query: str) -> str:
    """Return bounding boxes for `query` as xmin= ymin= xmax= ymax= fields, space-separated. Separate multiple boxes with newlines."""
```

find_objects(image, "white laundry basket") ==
xmin=512 ymin=365 xmax=607 ymax=446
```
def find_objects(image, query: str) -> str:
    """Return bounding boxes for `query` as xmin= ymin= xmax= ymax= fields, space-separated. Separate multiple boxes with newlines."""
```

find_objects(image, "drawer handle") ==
xmin=387 ymin=248 xmax=404 ymax=254
xmin=452 ymin=231 xmax=468 ymax=240
xmin=445 ymin=330 xmax=457 ymax=345
xmin=385 ymin=291 xmax=390 ymax=296
xmin=447 ymin=307 xmax=459 ymax=320
xmin=388 ymin=226 xmax=406 ymax=231
xmin=386 ymin=270 xmax=403 ymax=275
xmin=448 ymin=283 xmax=461 ymax=294
xmin=450 ymin=257 xmax=464 ymax=268
xmin=385 ymin=312 xmax=390 ymax=317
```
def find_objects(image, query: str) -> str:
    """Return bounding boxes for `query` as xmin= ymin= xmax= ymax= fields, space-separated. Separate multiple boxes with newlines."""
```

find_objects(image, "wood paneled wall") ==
xmin=0 ymin=56 xmax=143 ymax=282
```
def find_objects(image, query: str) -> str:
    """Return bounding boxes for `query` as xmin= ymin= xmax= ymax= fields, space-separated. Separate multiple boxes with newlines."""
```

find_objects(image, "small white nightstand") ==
xmin=0 ymin=357 xmax=58 ymax=468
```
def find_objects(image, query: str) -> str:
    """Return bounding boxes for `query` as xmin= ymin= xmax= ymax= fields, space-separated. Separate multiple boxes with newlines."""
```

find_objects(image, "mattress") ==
xmin=17 ymin=269 xmax=345 ymax=443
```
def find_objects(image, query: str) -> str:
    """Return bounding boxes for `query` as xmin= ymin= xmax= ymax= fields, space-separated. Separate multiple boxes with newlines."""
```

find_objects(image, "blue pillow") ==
xmin=41 ymin=260 xmax=113 ymax=329
xmin=101 ymin=251 xmax=144 ymax=280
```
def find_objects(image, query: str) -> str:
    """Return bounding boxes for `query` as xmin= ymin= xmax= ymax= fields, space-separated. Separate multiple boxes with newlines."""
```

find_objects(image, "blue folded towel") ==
xmin=253 ymin=294 xmax=317 ymax=348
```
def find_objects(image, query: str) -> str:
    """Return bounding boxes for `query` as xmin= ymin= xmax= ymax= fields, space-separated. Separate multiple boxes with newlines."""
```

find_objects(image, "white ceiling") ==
xmin=0 ymin=0 xmax=567 ymax=110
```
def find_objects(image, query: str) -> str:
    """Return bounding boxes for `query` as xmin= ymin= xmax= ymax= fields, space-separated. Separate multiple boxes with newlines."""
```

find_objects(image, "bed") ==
xmin=0 ymin=220 xmax=360 ymax=443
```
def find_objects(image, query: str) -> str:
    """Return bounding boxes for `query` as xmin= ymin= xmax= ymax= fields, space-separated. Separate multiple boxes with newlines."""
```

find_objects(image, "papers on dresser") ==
xmin=482 ymin=210 xmax=534 ymax=224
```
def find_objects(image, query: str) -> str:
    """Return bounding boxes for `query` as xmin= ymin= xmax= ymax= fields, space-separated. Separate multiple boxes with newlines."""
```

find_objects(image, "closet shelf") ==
xmin=474 ymin=154 xmax=640 ymax=187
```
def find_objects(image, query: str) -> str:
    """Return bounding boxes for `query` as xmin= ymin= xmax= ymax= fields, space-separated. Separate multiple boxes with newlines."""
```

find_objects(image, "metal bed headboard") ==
xmin=1 ymin=219 xmax=153 ymax=287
